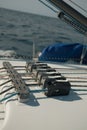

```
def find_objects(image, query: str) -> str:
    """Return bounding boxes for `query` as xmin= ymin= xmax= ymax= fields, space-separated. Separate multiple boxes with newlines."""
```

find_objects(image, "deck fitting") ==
xmin=3 ymin=62 xmax=29 ymax=103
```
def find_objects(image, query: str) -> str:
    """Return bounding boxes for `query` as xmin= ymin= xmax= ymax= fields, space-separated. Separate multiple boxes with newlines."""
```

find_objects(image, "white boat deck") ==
xmin=0 ymin=60 xmax=87 ymax=130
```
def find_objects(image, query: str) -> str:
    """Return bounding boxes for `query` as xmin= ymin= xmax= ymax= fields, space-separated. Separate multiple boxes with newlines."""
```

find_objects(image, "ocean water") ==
xmin=0 ymin=8 xmax=85 ymax=59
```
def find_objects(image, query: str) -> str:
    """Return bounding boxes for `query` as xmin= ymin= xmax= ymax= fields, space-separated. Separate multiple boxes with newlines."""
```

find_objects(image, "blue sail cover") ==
xmin=38 ymin=43 xmax=87 ymax=64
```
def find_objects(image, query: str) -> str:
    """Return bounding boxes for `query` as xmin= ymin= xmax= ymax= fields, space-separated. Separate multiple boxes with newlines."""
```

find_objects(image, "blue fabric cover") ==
xmin=38 ymin=43 xmax=87 ymax=64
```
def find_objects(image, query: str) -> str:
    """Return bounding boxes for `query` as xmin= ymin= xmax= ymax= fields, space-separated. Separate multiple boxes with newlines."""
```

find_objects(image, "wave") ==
xmin=11 ymin=38 xmax=33 ymax=45
xmin=0 ymin=49 xmax=32 ymax=60
xmin=6 ymin=24 xmax=15 ymax=28
xmin=21 ymin=24 xmax=32 ymax=28
xmin=0 ymin=50 xmax=16 ymax=57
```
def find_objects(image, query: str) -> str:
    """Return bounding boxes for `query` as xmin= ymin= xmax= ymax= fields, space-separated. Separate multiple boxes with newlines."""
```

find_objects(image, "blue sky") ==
xmin=0 ymin=0 xmax=87 ymax=17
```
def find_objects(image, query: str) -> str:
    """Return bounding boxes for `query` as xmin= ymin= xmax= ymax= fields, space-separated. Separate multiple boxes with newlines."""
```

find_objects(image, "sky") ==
xmin=0 ymin=0 xmax=87 ymax=18
xmin=0 ymin=0 xmax=57 ymax=17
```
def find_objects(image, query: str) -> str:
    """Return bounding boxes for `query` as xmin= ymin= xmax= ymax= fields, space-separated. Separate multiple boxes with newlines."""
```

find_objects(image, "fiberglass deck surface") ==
xmin=0 ymin=60 xmax=87 ymax=130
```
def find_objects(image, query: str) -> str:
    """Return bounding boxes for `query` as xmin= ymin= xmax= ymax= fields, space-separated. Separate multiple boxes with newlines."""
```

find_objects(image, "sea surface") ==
xmin=0 ymin=8 xmax=85 ymax=59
